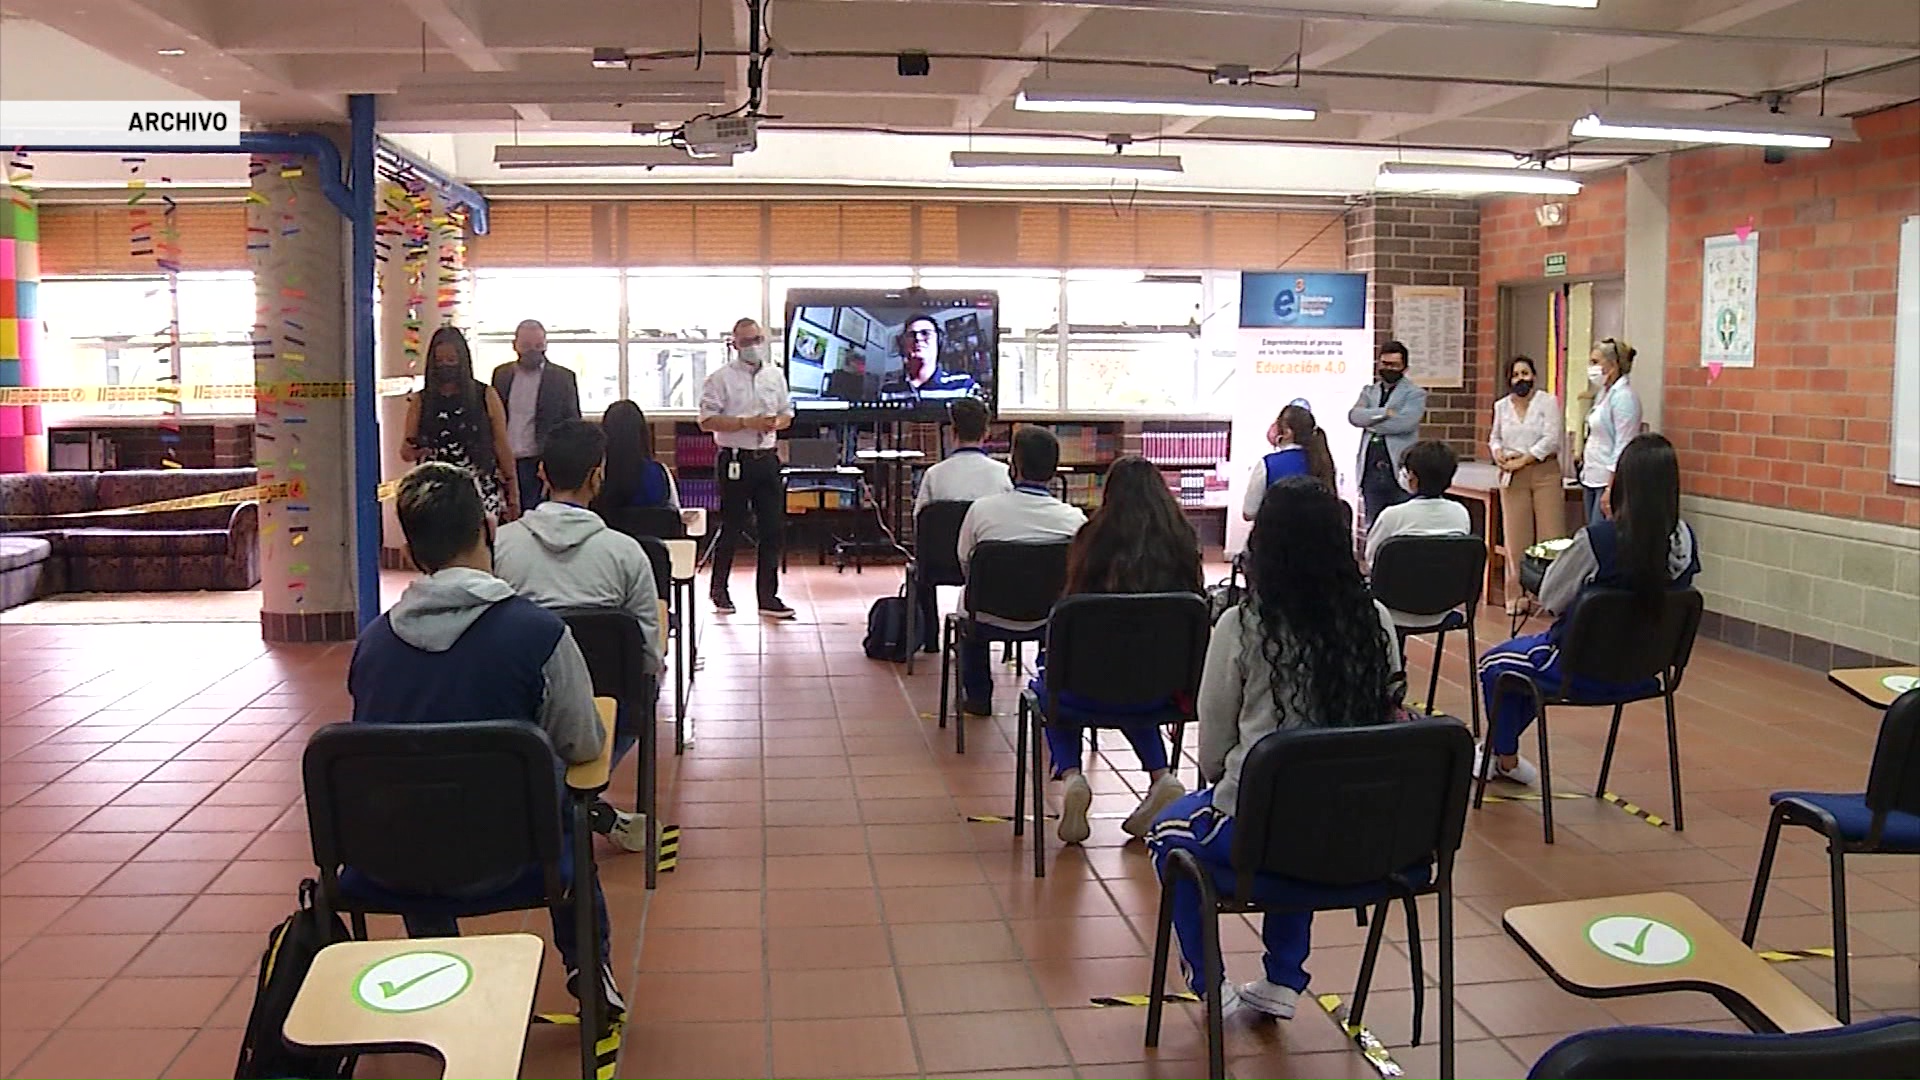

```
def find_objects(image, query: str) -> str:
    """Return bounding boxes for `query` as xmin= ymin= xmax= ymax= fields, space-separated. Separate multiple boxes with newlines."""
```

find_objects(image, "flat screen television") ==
xmin=783 ymin=287 xmax=998 ymax=422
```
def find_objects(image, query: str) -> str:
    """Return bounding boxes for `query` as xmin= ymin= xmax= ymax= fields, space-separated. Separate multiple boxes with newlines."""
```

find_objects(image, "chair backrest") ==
xmin=1865 ymin=687 xmax=1920 ymax=820
xmin=303 ymin=720 xmax=564 ymax=900
xmin=603 ymin=505 xmax=685 ymax=541
xmin=1557 ymin=588 xmax=1704 ymax=691
xmin=913 ymin=500 xmax=973 ymax=587
xmin=963 ymin=540 xmax=1072 ymax=626
xmin=632 ymin=534 xmax=673 ymax=597
xmin=1526 ymin=1016 xmax=1920 ymax=1079
xmin=1044 ymin=592 xmax=1209 ymax=711
xmin=1370 ymin=534 xmax=1487 ymax=616
xmin=558 ymin=608 xmax=652 ymax=702
xmin=1231 ymin=719 xmax=1474 ymax=898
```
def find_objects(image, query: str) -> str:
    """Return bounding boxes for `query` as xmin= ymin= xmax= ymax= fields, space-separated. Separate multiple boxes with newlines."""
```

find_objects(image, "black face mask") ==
xmin=1377 ymin=367 xmax=1405 ymax=385
xmin=1512 ymin=379 xmax=1534 ymax=397
xmin=519 ymin=349 xmax=546 ymax=365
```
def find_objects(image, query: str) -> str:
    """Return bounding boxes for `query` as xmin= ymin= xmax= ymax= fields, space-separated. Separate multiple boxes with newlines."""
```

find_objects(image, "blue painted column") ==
xmin=349 ymin=94 xmax=380 ymax=629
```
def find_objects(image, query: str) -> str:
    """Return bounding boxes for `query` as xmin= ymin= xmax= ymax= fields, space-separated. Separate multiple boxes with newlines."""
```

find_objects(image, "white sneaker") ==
xmin=1237 ymin=978 xmax=1299 ymax=1019
xmin=1123 ymin=774 xmax=1187 ymax=838
xmin=565 ymin=961 xmax=627 ymax=1017
xmin=1057 ymin=773 xmax=1092 ymax=844
xmin=607 ymin=809 xmax=647 ymax=854
xmin=1474 ymin=746 xmax=1540 ymax=787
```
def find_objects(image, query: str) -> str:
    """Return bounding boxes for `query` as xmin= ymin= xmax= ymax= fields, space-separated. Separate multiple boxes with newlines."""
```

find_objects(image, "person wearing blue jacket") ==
xmin=1348 ymin=341 xmax=1429 ymax=530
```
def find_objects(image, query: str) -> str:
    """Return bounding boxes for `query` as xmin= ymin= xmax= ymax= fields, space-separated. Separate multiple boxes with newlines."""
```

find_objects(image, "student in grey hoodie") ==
xmin=348 ymin=461 xmax=624 ymax=1019
xmin=493 ymin=419 xmax=661 ymax=855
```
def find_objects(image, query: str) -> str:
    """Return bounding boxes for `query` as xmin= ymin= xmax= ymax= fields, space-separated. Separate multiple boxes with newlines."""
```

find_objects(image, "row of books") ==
xmin=1141 ymin=430 xmax=1229 ymax=464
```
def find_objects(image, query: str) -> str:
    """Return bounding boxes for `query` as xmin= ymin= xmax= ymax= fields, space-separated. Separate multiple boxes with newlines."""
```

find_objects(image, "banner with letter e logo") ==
xmin=0 ymin=100 xmax=242 ymax=147
xmin=1227 ymin=271 xmax=1371 ymax=552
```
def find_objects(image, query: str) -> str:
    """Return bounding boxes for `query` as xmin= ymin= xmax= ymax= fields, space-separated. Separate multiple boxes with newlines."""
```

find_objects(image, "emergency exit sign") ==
xmin=1544 ymin=252 xmax=1569 ymax=277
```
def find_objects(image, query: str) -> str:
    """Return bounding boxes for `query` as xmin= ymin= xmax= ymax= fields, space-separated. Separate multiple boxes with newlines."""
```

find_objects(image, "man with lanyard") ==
xmin=698 ymin=317 xmax=797 ymax=620
xmin=492 ymin=318 xmax=581 ymax=511
xmin=879 ymin=312 xmax=981 ymax=403
xmin=1347 ymin=339 xmax=1429 ymax=532
xmin=951 ymin=426 xmax=1084 ymax=715
xmin=911 ymin=397 xmax=1012 ymax=652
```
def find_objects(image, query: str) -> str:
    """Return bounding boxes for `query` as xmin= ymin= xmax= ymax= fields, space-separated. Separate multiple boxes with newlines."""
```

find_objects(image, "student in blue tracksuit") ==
xmin=1242 ymin=403 xmax=1339 ymax=520
xmin=1475 ymin=433 xmax=1700 ymax=785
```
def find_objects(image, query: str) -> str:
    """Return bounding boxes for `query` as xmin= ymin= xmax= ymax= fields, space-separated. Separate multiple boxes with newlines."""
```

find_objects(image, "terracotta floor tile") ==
xmin=160 ymin=1027 xmax=244 ymax=1080
xmin=619 ymin=1020 xmax=771 ymax=1079
xmin=67 ymin=975 xmax=237 ymax=1028
xmin=0 ymin=933 xmax=152 ymax=980
xmin=0 ymin=860 xmax=120 ymax=897
xmin=627 ymin=971 xmax=767 ymax=1023
xmin=0 ymin=979 xmax=106 ymax=1031
xmin=645 ymin=888 xmax=764 ymax=929
xmin=12 ymin=1026 xmax=195 ymax=1079
xmin=765 ymin=886 xmax=883 ymax=927
xmin=637 ymin=927 xmax=764 ymax=973
xmin=45 ymin=894 xmax=194 ymax=935
xmin=120 ymin=931 xmax=262 ymax=978
xmin=769 ymin=966 xmax=906 ymax=1019
xmin=767 ymin=924 xmax=894 ymax=970
xmin=890 ymin=920 xmax=1021 ymax=966
xmin=899 ymin=961 xmax=1045 ymax=1014
xmin=770 ymin=1015 xmax=919 ymax=1079
xmin=910 ymin=1009 xmax=1072 ymax=1073
xmin=881 ymin=883 xmax=1006 ymax=924
xmin=91 ymin=860 xmax=229 ymax=896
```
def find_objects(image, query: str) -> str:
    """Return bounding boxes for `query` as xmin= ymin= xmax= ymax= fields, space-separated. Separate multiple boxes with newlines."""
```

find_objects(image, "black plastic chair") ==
xmin=939 ymin=539 xmax=1071 ymax=753
xmin=904 ymin=500 xmax=972 ymax=676
xmin=618 ymin=533 xmax=692 ymax=754
xmin=1145 ymin=719 xmax=1475 ymax=1080
xmin=1017 ymin=592 xmax=1209 ymax=877
xmin=1372 ymin=534 xmax=1487 ymax=735
xmin=601 ymin=504 xmax=686 ymax=541
xmin=1741 ymin=687 xmax=1920 ymax=1023
xmin=1475 ymin=588 xmax=1704 ymax=844
xmin=1527 ymin=1016 xmax=1920 ymax=1079
xmin=302 ymin=720 xmax=606 ymax=1079
xmin=559 ymin=608 xmax=662 ymax=890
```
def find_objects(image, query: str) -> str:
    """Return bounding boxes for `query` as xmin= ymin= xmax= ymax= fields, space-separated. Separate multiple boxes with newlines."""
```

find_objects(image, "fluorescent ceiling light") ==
xmin=395 ymin=73 xmax=726 ymax=106
xmin=1015 ymin=78 xmax=1322 ymax=121
xmin=1572 ymin=106 xmax=1856 ymax=148
xmin=951 ymin=150 xmax=1183 ymax=172
xmin=1376 ymin=162 xmax=1583 ymax=195
xmin=1489 ymin=0 xmax=1598 ymax=7
xmin=493 ymin=145 xmax=734 ymax=169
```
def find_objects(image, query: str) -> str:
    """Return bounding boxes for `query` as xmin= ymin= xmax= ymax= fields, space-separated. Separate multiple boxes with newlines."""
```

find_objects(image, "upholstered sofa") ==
xmin=0 ymin=469 xmax=261 ymax=597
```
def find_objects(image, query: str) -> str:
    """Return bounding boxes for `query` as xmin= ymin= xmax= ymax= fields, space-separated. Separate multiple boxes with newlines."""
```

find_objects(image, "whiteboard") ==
xmin=1896 ymin=215 xmax=1919 ymax=486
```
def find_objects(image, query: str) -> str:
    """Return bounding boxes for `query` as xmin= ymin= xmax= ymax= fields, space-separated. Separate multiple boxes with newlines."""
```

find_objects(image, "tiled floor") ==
xmin=0 ymin=565 xmax=1915 ymax=1078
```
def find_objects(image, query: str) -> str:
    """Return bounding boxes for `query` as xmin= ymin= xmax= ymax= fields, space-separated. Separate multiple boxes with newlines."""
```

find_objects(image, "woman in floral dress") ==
xmin=401 ymin=326 xmax=519 ymax=520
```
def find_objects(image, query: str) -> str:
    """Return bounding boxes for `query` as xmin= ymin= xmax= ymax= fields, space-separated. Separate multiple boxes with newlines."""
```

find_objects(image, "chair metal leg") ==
xmin=1464 ymin=618 xmax=1482 ymax=739
xmin=1200 ymin=895 xmax=1226 ymax=1080
xmin=1403 ymin=895 xmax=1426 ymax=1046
xmin=672 ymin=616 xmax=687 ymax=757
xmin=1829 ymin=845 xmax=1852 ymax=1024
xmin=1426 ymin=630 xmax=1446 ymax=715
xmin=1031 ymin=709 xmax=1046 ymax=879
xmin=1145 ymin=865 xmax=1177 ymax=1048
xmin=955 ymin=633 xmax=969 ymax=756
xmin=1536 ymin=704 xmax=1556 ymax=845
xmin=1013 ymin=697 xmax=1028 ymax=837
xmin=1740 ymin=804 xmax=1789 ymax=945
xmin=573 ymin=798 xmax=601 ymax=1079
xmin=349 ymin=911 xmax=368 ymax=941
xmin=1664 ymin=689 xmax=1686 ymax=831
xmin=1596 ymin=703 xmax=1625 ymax=797
xmin=1438 ymin=881 xmax=1456 ymax=1080
xmin=937 ymin=621 xmax=952 ymax=729
xmin=1349 ymin=900 xmax=1390 ymax=1027
xmin=904 ymin=567 xmax=918 ymax=677
xmin=642 ymin=713 xmax=658 ymax=891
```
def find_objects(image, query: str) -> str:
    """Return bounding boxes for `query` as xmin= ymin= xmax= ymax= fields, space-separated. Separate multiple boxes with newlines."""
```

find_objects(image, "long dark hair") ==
xmin=1608 ymin=433 xmax=1681 ymax=612
xmin=417 ymin=326 xmax=495 ymax=473
xmin=1066 ymin=455 xmax=1203 ymax=596
xmin=1245 ymin=476 xmax=1398 ymax=729
xmin=1279 ymin=404 xmax=1338 ymax=492
xmin=595 ymin=399 xmax=658 ymax=511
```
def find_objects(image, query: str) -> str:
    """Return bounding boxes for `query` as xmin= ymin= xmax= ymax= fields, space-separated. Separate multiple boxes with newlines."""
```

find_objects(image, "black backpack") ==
xmin=234 ymin=879 xmax=356 ymax=1080
xmin=864 ymin=586 xmax=913 ymax=663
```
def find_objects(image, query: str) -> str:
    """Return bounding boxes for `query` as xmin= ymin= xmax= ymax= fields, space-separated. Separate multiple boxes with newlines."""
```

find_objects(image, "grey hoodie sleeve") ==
xmin=1537 ymin=530 xmax=1598 ymax=617
xmin=1197 ymin=608 xmax=1247 ymax=786
xmin=539 ymin=627 xmax=605 ymax=764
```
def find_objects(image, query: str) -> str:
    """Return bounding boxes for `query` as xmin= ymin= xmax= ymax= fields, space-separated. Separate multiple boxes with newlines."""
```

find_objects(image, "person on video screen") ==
xmin=879 ymin=313 xmax=982 ymax=403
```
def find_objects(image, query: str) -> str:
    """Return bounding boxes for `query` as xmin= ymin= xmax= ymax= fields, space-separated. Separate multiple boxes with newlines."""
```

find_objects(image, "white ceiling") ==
xmin=2 ymin=0 xmax=1916 ymax=195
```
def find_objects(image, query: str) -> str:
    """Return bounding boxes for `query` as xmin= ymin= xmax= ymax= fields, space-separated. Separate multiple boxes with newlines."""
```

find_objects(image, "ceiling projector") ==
xmin=683 ymin=115 xmax=759 ymax=157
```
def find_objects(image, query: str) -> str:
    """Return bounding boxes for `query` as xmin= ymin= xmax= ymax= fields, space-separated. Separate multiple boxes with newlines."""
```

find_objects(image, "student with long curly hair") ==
xmin=1032 ymin=455 xmax=1205 ymax=846
xmin=1147 ymin=475 xmax=1404 ymax=1020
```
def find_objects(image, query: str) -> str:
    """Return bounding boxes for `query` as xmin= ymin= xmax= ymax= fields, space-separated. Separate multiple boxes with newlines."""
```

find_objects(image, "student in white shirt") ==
xmin=913 ymin=398 xmax=1013 ymax=651
xmin=698 ymin=317 xmax=796 ymax=619
xmin=1365 ymin=440 xmax=1472 ymax=628
xmin=1490 ymin=355 xmax=1567 ymax=615
xmin=1579 ymin=338 xmax=1642 ymax=528
xmin=953 ymin=426 xmax=1085 ymax=714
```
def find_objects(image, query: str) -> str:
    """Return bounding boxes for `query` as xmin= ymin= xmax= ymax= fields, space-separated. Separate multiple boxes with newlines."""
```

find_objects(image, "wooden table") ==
xmin=1504 ymin=891 xmax=1839 ymax=1035
xmin=1827 ymin=665 xmax=1920 ymax=709
xmin=283 ymin=932 xmax=544 ymax=1079
xmin=564 ymin=698 xmax=619 ymax=792
xmin=1448 ymin=462 xmax=1584 ymax=610
xmin=680 ymin=507 xmax=706 ymax=538
xmin=663 ymin=539 xmax=699 ymax=752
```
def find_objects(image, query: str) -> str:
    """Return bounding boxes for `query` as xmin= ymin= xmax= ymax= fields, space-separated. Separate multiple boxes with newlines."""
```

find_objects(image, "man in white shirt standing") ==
xmin=953 ymin=426 xmax=1085 ymax=714
xmin=912 ymin=397 xmax=1012 ymax=652
xmin=699 ymin=317 xmax=797 ymax=619
xmin=1365 ymin=440 xmax=1472 ymax=628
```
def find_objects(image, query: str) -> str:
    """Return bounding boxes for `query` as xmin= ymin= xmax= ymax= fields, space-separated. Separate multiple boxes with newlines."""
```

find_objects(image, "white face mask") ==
xmin=1588 ymin=363 xmax=1605 ymax=389
xmin=737 ymin=343 xmax=768 ymax=368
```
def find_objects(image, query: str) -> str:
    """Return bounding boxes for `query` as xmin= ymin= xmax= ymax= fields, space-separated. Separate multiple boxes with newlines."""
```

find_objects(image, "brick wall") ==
xmin=1476 ymin=173 xmax=1628 ymax=448
xmin=1663 ymin=101 xmax=1920 ymax=529
xmin=1346 ymin=197 xmax=1482 ymax=457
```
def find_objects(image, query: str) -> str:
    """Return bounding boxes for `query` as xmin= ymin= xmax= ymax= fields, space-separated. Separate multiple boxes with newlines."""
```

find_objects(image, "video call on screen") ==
xmin=784 ymin=292 xmax=997 ymax=413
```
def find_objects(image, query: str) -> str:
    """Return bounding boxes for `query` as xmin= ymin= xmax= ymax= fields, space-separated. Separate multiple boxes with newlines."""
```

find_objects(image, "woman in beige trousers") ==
xmin=1489 ymin=356 xmax=1566 ymax=615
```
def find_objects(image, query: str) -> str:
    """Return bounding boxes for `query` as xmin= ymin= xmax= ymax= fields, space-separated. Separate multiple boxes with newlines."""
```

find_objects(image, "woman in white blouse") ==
xmin=1579 ymin=337 xmax=1643 ymax=527
xmin=1490 ymin=355 xmax=1565 ymax=615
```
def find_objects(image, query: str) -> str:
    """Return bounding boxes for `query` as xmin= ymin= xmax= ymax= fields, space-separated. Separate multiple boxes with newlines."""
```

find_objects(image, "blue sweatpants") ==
xmin=1027 ymin=671 xmax=1171 ymax=779
xmin=1477 ymin=631 xmax=1658 ymax=755
xmin=1146 ymin=789 xmax=1312 ymax=994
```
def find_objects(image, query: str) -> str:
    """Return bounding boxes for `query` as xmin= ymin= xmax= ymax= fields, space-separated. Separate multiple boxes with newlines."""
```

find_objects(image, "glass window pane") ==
xmin=626 ymin=269 xmax=761 ymax=340
xmin=39 ymin=276 xmax=174 ymax=340
xmin=175 ymin=272 xmax=256 ymax=341
xmin=181 ymin=343 xmax=255 ymax=415
xmin=1065 ymin=272 xmax=1202 ymax=330
xmin=468 ymin=268 xmax=621 ymax=343
xmin=625 ymin=341 xmax=726 ymax=412
xmin=1065 ymin=333 xmax=1202 ymax=413
xmin=551 ymin=342 xmax=623 ymax=417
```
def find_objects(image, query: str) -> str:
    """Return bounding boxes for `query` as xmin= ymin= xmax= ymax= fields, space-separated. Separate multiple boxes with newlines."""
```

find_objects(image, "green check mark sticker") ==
xmin=1586 ymin=916 xmax=1692 ymax=966
xmin=354 ymin=951 xmax=473 ymax=1013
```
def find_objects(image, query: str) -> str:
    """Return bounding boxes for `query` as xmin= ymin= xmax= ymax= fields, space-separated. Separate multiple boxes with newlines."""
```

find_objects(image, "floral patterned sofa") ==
xmin=0 ymin=469 xmax=261 ymax=595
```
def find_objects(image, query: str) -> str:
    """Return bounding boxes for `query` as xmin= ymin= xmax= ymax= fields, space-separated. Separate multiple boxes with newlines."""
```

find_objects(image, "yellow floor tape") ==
xmin=532 ymin=1014 xmax=623 ymax=1080
xmin=1599 ymin=791 xmax=1672 ymax=828
xmin=1757 ymin=947 xmax=1837 ymax=962
xmin=1090 ymin=992 xmax=1201 ymax=1007
xmin=1316 ymin=993 xmax=1404 ymax=1078
xmin=656 ymin=824 xmax=681 ymax=873
xmin=1479 ymin=792 xmax=1586 ymax=804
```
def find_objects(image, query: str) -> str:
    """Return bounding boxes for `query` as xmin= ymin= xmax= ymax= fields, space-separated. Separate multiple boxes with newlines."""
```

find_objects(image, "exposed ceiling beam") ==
xmin=953 ymin=7 xmax=1092 ymax=130
xmin=396 ymin=0 xmax=551 ymax=123
xmin=1355 ymin=0 xmax=1817 ymax=145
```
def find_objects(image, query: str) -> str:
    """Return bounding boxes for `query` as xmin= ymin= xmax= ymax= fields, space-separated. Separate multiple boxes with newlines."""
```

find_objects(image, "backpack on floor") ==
xmin=864 ymin=585 xmax=914 ymax=663
xmin=234 ymin=879 xmax=356 ymax=1080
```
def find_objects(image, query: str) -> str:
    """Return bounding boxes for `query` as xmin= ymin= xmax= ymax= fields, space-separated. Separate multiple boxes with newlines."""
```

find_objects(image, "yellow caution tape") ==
xmin=1479 ymin=792 xmax=1587 ymax=804
xmin=0 ymin=480 xmax=305 ymax=519
xmin=0 ymin=378 xmax=419 ymax=406
xmin=656 ymin=823 xmax=681 ymax=873
xmin=1757 ymin=947 xmax=1838 ymax=963
xmin=532 ymin=1014 xmax=623 ymax=1080
xmin=1317 ymin=993 xmax=1403 ymax=1078
xmin=1600 ymin=791 xmax=1671 ymax=828
xmin=1090 ymin=992 xmax=1201 ymax=1007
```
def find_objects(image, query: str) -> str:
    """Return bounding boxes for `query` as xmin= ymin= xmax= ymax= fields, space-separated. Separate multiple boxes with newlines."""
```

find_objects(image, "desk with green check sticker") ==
xmin=1503 ymin=891 xmax=1838 ymax=1035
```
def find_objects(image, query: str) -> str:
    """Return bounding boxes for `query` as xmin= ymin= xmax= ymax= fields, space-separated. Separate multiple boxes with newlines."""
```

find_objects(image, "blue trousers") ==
xmin=516 ymin=457 xmax=546 ymax=511
xmin=958 ymin=623 xmax=1036 ymax=708
xmin=1478 ymin=631 xmax=1659 ymax=756
xmin=1027 ymin=672 xmax=1171 ymax=779
xmin=1146 ymin=789 xmax=1313 ymax=994
xmin=1582 ymin=485 xmax=1607 ymax=528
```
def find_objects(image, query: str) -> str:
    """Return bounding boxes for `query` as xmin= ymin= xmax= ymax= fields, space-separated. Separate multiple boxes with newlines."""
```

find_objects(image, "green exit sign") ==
xmin=1544 ymin=252 xmax=1569 ymax=277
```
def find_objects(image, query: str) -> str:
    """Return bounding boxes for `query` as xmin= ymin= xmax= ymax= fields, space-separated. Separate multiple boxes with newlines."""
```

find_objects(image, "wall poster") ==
xmin=1700 ymin=230 xmax=1758 ymax=368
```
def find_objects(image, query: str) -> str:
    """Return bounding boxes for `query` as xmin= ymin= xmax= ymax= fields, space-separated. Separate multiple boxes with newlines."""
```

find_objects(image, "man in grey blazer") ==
xmin=1347 ymin=339 xmax=1428 ymax=530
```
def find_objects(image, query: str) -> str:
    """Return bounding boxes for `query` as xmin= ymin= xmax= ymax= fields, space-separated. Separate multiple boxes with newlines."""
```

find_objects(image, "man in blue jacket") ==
xmin=1348 ymin=340 xmax=1429 ymax=531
